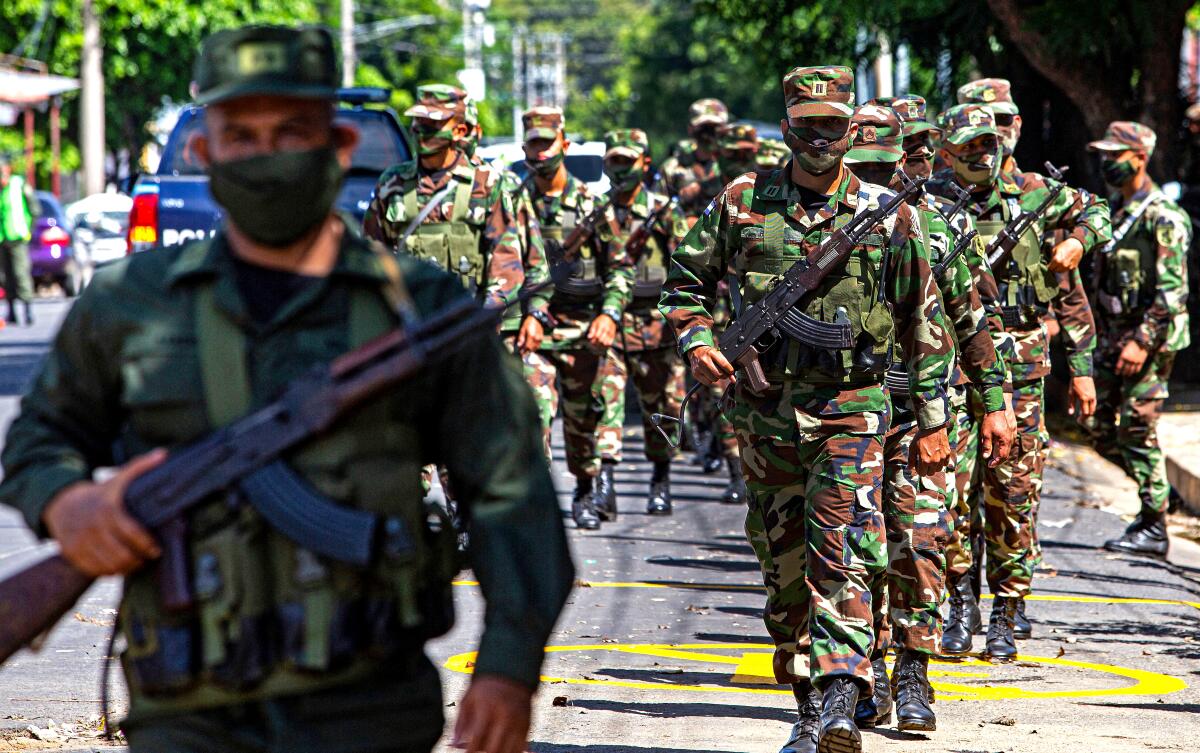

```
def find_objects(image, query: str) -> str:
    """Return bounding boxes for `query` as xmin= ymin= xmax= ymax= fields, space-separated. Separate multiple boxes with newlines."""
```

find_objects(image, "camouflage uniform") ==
xmin=957 ymin=78 xmax=1022 ymax=176
xmin=867 ymin=95 xmax=942 ymax=182
xmin=659 ymin=98 xmax=730 ymax=220
xmin=661 ymin=67 xmax=956 ymax=693
xmin=928 ymin=105 xmax=1111 ymax=601
xmin=1084 ymin=123 xmax=1191 ymax=517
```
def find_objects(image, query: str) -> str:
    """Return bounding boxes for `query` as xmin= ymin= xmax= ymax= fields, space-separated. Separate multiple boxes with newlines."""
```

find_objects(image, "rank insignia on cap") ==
xmin=812 ymin=81 xmax=828 ymax=97
xmin=861 ymin=126 xmax=877 ymax=143
xmin=237 ymin=42 xmax=288 ymax=75
xmin=905 ymin=102 xmax=919 ymax=119
xmin=982 ymin=89 xmax=996 ymax=102
xmin=968 ymin=109 xmax=984 ymax=126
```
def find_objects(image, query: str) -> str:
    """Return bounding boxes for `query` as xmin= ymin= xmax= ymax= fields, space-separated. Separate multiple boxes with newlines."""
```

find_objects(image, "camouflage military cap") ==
xmin=867 ymin=94 xmax=937 ymax=137
xmin=957 ymin=78 xmax=1019 ymax=116
xmin=522 ymin=106 xmax=564 ymax=142
xmin=941 ymin=104 xmax=998 ymax=145
xmin=845 ymin=104 xmax=904 ymax=164
xmin=688 ymin=98 xmax=730 ymax=127
xmin=404 ymin=84 xmax=467 ymax=122
xmin=719 ymin=123 xmax=758 ymax=150
xmin=783 ymin=65 xmax=855 ymax=119
xmin=604 ymin=128 xmax=649 ymax=159
xmin=193 ymin=26 xmax=338 ymax=106
xmin=463 ymin=96 xmax=479 ymax=127
xmin=1087 ymin=121 xmax=1157 ymax=155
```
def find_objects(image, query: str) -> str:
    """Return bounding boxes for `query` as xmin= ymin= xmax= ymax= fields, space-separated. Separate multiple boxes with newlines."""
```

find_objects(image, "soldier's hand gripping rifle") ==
xmin=984 ymin=162 xmax=1069 ymax=270
xmin=651 ymin=174 xmax=928 ymax=447
xmin=931 ymin=182 xmax=980 ymax=278
xmin=0 ymin=284 xmax=547 ymax=667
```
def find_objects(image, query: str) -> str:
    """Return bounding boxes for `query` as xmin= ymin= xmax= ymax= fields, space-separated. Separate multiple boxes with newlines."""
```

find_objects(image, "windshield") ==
xmin=161 ymin=109 xmax=410 ymax=176
xmin=509 ymin=154 xmax=604 ymax=183
xmin=73 ymin=210 xmax=128 ymax=238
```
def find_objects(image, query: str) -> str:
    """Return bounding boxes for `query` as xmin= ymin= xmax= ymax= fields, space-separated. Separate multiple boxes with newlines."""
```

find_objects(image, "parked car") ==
xmin=127 ymin=87 xmax=411 ymax=253
xmin=477 ymin=140 xmax=610 ymax=196
xmin=67 ymin=192 xmax=133 ymax=270
xmin=29 ymin=191 xmax=84 ymax=297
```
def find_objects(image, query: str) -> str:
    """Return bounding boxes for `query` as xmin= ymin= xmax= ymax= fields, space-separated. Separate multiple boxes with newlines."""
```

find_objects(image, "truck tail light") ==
xmin=127 ymin=191 xmax=159 ymax=254
xmin=40 ymin=224 xmax=70 ymax=245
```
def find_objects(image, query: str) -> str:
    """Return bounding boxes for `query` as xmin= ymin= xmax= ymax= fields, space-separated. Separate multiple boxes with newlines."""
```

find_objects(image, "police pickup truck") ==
xmin=127 ymin=88 xmax=410 ymax=253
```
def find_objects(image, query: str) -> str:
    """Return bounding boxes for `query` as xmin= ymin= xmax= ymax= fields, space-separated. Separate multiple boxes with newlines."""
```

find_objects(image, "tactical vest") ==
xmin=1096 ymin=194 xmax=1164 ymax=318
xmin=120 ymin=254 xmax=457 ymax=701
xmin=976 ymin=197 xmax=1057 ymax=329
xmin=740 ymin=182 xmax=897 ymax=383
xmin=539 ymin=190 xmax=604 ymax=300
xmin=402 ymin=172 xmax=485 ymax=295
xmin=606 ymin=197 xmax=668 ymax=308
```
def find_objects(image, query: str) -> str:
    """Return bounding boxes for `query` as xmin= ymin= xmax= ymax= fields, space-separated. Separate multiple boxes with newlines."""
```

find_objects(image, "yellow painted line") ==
xmin=443 ymin=643 xmax=1188 ymax=701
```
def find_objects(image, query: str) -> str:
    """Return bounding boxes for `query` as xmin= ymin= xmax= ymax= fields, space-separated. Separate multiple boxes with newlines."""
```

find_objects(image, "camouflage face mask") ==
xmin=950 ymin=146 xmax=1001 ymax=186
xmin=785 ymin=125 xmax=851 ymax=176
xmin=411 ymin=122 xmax=455 ymax=156
xmin=526 ymin=145 xmax=565 ymax=178
xmin=604 ymin=162 xmax=643 ymax=193
xmin=1100 ymin=155 xmax=1138 ymax=187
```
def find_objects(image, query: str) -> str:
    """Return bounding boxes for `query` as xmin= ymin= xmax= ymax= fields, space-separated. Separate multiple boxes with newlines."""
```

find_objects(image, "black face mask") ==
xmin=694 ymin=126 xmax=719 ymax=152
xmin=1100 ymin=156 xmax=1138 ymax=187
xmin=851 ymin=162 xmax=899 ymax=188
xmin=208 ymin=146 xmax=345 ymax=247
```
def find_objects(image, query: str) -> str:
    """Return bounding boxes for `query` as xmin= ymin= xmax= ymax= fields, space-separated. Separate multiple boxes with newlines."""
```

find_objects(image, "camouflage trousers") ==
xmin=526 ymin=347 xmax=609 ymax=478
xmin=982 ymin=377 xmax=1044 ymax=598
xmin=596 ymin=347 xmax=686 ymax=464
xmin=738 ymin=381 xmax=888 ymax=691
xmin=869 ymin=402 xmax=951 ymax=656
xmin=1083 ymin=349 xmax=1176 ymax=514
xmin=945 ymin=388 xmax=985 ymax=581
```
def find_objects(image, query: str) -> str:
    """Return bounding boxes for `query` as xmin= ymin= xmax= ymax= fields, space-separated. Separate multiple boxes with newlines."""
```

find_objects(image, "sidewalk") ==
xmin=1161 ymin=411 xmax=1200 ymax=519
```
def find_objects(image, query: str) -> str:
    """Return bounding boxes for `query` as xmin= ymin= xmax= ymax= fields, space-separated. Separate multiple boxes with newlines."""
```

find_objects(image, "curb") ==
xmin=1166 ymin=453 xmax=1200 ymax=518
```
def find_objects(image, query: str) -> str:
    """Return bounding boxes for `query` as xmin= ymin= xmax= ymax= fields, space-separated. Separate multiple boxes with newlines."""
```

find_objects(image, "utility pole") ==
xmin=873 ymin=33 xmax=894 ymax=100
xmin=459 ymin=1 xmax=489 ymax=102
xmin=512 ymin=24 xmax=525 ymax=138
xmin=340 ymin=0 xmax=355 ymax=88
xmin=80 ymin=0 xmax=105 ymax=195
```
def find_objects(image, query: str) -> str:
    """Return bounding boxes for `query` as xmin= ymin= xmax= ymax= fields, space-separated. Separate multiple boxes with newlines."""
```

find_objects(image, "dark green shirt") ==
xmin=0 ymin=228 xmax=573 ymax=708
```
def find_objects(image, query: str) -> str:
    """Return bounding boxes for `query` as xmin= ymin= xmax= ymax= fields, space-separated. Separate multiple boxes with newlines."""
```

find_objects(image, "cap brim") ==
xmin=985 ymin=102 xmax=1020 ymax=116
xmin=196 ymin=81 xmax=338 ymax=106
xmin=844 ymin=146 xmax=903 ymax=164
xmin=690 ymin=115 xmax=726 ymax=127
xmin=604 ymin=146 xmax=643 ymax=160
xmin=945 ymin=125 xmax=997 ymax=145
xmin=524 ymin=127 xmax=561 ymax=142
xmin=722 ymin=140 xmax=758 ymax=150
xmin=1087 ymin=139 xmax=1134 ymax=152
xmin=786 ymin=102 xmax=855 ymax=118
xmin=404 ymin=105 xmax=455 ymax=121
xmin=902 ymin=121 xmax=939 ymax=138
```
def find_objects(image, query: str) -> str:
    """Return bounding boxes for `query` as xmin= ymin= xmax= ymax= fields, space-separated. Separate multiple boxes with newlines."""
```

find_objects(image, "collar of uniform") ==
xmin=1113 ymin=179 xmax=1161 ymax=211
xmin=420 ymin=152 xmax=473 ymax=191
xmin=780 ymin=164 xmax=857 ymax=229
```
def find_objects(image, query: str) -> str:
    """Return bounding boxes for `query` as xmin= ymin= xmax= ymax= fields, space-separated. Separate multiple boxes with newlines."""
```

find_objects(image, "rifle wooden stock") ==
xmin=0 ymin=554 xmax=95 ymax=665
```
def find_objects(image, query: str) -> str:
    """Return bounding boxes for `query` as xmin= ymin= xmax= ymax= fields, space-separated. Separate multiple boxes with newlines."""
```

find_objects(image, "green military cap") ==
xmin=940 ymin=104 xmax=998 ymax=145
xmin=405 ymin=84 xmax=467 ymax=122
xmin=783 ymin=65 xmax=855 ymax=119
xmin=522 ymin=106 xmax=564 ymax=142
xmin=463 ymin=96 xmax=479 ymax=127
xmin=845 ymin=104 xmax=904 ymax=164
xmin=604 ymin=128 xmax=649 ymax=159
xmin=1087 ymin=120 xmax=1157 ymax=156
xmin=193 ymin=25 xmax=339 ymax=106
xmin=867 ymin=94 xmax=938 ymax=138
xmin=689 ymin=98 xmax=730 ymax=127
xmin=719 ymin=123 xmax=758 ymax=150
xmin=957 ymin=78 xmax=1019 ymax=116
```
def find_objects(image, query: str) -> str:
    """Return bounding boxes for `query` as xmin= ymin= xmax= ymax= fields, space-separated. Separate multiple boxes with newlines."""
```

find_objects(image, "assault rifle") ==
xmin=651 ymin=174 xmax=927 ymax=447
xmin=984 ymin=162 xmax=1068 ymax=270
xmin=625 ymin=195 xmax=680 ymax=259
xmin=0 ymin=285 xmax=544 ymax=667
xmin=931 ymin=182 xmax=979 ymax=279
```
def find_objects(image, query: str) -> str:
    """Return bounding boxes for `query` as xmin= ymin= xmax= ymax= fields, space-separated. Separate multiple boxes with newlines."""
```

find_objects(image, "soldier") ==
xmin=842 ymin=104 xmax=1013 ymax=732
xmin=659 ymin=98 xmax=730 ymax=221
xmin=520 ymin=107 xmax=635 ymax=530
xmin=661 ymin=66 xmax=957 ymax=753
xmin=0 ymin=154 xmax=38 ymax=325
xmin=928 ymin=104 xmax=1108 ymax=661
xmin=957 ymin=78 xmax=1021 ymax=175
xmin=869 ymin=95 xmax=942 ymax=182
xmin=593 ymin=129 xmax=684 ymax=515
xmin=1084 ymin=122 xmax=1191 ymax=558
xmin=0 ymin=26 xmax=573 ymax=753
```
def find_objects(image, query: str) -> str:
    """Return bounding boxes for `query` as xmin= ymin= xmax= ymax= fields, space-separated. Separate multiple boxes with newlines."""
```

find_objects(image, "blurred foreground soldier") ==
xmin=662 ymin=65 xmax=956 ymax=753
xmin=0 ymin=155 xmax=38 ymax=325
xmin=1085 ymin=122 xmax=1191 ymax=558
xmin=843 ymin=104 xmax=1012 ymax=733
xmin=928 ymin=104 xmax=1108 ymax=660
xmin=0 ymin=26 xmax=573 ymax=753
xmin=958 ymin=78 xmax=1021 ymax=175
xmin=593 ymin=129 xmax=684 ymax=515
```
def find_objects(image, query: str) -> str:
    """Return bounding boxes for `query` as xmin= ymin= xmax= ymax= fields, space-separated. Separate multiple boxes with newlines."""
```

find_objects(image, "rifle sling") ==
xmin=398 ymin=180 xmax=461 ymax=250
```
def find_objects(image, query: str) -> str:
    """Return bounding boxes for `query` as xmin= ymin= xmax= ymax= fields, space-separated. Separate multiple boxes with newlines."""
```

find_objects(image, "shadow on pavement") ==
xmin=1078 ymin=701 xmax=1200 ymax=713
xmin=644 ymin=555 xmax=759 ymax=573
xmin=564 ymin=698 xmax=794 ymax=723
xmin=531 ymin=745 xmax=741 ymax=753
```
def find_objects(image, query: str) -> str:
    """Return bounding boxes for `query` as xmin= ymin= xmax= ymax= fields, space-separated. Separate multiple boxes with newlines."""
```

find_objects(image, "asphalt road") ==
xmin=0 ymin=297 xmax=1197 ymax=753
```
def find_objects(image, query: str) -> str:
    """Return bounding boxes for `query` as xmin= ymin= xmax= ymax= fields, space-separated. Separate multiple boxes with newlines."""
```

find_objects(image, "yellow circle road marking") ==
xmin=443 ymin=643 xmax=1187 ymax=701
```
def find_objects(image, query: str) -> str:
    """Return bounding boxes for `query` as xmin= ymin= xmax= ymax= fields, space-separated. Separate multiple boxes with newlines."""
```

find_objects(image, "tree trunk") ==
xmin=1137 ymin=9 xmax=1189 ymax=175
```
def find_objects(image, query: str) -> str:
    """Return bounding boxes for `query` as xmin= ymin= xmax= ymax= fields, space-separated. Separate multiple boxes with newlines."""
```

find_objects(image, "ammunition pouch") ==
xmin=631 ymin=265 xmax=667 ymax=308
xmin=553 ymin=256 xmax=604 ymax=300
xmin=977 ymin=214 xmax=1055 ymax=331
xmin=1100 ymin=244 xmax=1150 ymax=317
xmin=402 ymin=179 xmax=484 ymax=296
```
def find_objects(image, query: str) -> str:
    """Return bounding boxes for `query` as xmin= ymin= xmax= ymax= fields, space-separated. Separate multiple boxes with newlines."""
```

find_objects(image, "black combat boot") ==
xmin=892 ymin=649 xmax=936 ymax=731
xmin=721 ymin=457 xmax=749 ymax=504
xmin=6 ymin=300 xmax=16 ymax=325
xmin=572 ymin=478 xmax=600 ymax=530
xmin=594 ymin=461 xmax=618 ymax=522
xmin=647 ymin=461 xmax=672 ymax=515
xmin=22 ymin=300 xmax=33 ymax=326
xmin=779 ymin=682 xmax=820 ymax=753
xmin=1012 ymin=596 xmax=1031 ymax=639
xmin=817 ymin=677 xmax=861 ymax=753
xmin=1104 ymin=510 xmax=1169 ymax=559
xmin=853 ymin=656 xmax=892 ymax=728
xmin=941 ymin=574 xmax=977 ymax=654
xmin=984 ymin=596 xmax=1018 ymax=661
xmin=690 ymin=428 xmax=713 ymax=466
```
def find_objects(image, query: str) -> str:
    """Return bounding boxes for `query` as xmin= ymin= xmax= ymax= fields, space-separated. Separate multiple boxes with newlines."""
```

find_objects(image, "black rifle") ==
xmin=931 ymin=182 xmax=980 ymax=278
xmin=0 ymin=284 xmax=545 ymax=666
xmin=652 ymin=174 xmax=927 ymax=447
xmin=625 ymin=195 xmax=680 ymax=260
xmin=984 ymin=162 xmax=1068 ymax=270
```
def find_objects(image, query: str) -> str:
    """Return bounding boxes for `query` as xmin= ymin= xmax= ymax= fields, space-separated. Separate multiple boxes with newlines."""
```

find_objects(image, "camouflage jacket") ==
xmin=1094 ymin=181 xmax=1192 ymax=354
xmin=596 ymin=187 xmax=679 ymax=352
xmin=927 ymin=168 xmax=1112 ymax=381
xmin=362 ymin=153 xmax=526 ymax=313
xmin=658 ymin=140 xmax=724 ymax=219
xmin=496 ymin=167 xmax=552 ymax=330
xmin=527 ymin=174 xmax=635 ymax=350
xmin=661 ymin=166 xmax=957 ymax=430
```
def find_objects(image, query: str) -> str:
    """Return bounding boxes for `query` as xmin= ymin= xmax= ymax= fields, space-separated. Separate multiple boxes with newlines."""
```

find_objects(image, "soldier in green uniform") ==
xmin=957 ymin=78 xmax=1021 ymax=176
xmin=928 ymin=104 xmax=1108 ymax=660
xmin=871 ymin=95 xmax=942 ymax=182
xmin=592 ymin=129 xmax=684 ymax=515
xmin=0 ymin=155 xmax=38 ymax=325
xmin=519 ymin=107 xmax=636 ymax=530
xmin=1085 ymin=121 xmax=1191 ymax=558
xmin=843 ymin=103 xmax=1013 ymax=732
xmin=662 ymin=66 xmax=957 ymax=753
xmin=659 ymin=98 xmax=730 ymax=217
xmin=0 ymin=26 xmax=573 ymax=753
